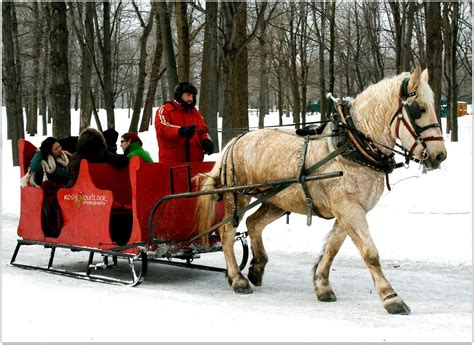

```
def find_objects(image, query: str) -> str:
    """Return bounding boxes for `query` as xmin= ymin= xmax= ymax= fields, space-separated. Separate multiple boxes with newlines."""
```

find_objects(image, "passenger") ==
xmin=120 ymin=132 xmax=153 ymax=162
xmin=67 ymin=127 xmax=129 ymax=187
xmin=21 ymin=136 xmax=71 ymax=187
xmin=154 ymin=81 xmax=214 ymax=163
xmin=102 ymin=127 xmax=119 ymax=153
xmin=20 ymin=137 xmax=71 ymax=238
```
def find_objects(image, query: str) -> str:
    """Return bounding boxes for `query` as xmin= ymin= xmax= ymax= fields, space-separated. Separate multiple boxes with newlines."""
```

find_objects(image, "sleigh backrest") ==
xmin=18 ymin=139 xmax=38 ymax=177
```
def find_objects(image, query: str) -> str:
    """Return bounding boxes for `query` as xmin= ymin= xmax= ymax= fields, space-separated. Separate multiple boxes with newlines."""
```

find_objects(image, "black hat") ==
xmin=102 ymin=128 xmax=119 ymax=153
xmin=174 ymin=82 xmax=197 ymax=109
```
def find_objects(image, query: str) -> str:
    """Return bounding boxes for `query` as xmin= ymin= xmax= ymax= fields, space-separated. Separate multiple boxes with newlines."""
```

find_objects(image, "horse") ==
xmin=194 ymin=66 xmax=447 ymax=315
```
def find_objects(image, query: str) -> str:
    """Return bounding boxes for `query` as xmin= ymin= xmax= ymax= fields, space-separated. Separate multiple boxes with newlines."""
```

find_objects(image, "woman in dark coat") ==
xmin=67 ymin=127 xmax=129 ymax=187
xmin=24 ymin=136 xmax=71 ymax=187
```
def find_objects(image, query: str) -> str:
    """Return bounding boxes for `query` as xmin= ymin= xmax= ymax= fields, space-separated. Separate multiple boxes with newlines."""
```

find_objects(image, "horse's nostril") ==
xmin=436 ymin=152 xmax=447 ymax=163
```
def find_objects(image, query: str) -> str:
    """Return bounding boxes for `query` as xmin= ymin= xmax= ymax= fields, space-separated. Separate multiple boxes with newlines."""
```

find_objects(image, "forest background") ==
xmin=2 ymin=0 xmax=472 ymax=166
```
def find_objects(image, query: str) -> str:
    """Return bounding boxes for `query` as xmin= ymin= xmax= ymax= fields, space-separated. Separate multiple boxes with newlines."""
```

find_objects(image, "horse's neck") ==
xmin=350 ymin=82 xmax=400 ymax=151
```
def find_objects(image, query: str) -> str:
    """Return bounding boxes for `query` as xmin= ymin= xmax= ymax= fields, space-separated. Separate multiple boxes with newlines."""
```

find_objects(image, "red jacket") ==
xmin=155 ymin=100 xmax=211 ymax=162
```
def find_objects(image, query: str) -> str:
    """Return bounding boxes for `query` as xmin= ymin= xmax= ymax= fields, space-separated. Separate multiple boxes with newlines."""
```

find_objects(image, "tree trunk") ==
xmin=388 ymin=1 xmax=402 ymax=73
xmin=230 ymin=2 xmax=249 ymax=142
xmin=103 ymin=1 xmax=115 ymax=128
xmin=299 ymin=3 xmax=308 ymax=126
xmin=199 ymin=1 xmax=219 ymax=148
xmin=79 ymin=2 xmax=95 ymax=132
xmin=313 ymin=2 xmax=326 ymax=120
xmin=257 ymin=7 xmax=268 ymax=129
xmin=48 ymin=1 xmax=71 ymax=138
xmin=328 ymin=1 xmax=336 ymax=96
xmin=28 ymin=1 xmax=41 ymax=136
xmin=40 ymin=3 xmax=50 ymax=134
xmin=158 ymin=1 xmax=179 ymax=98
xmin=442 ymin=4 xmax=453 ymax=135
xmin=221 ymin=2 xmax=250 ymax=145
xmin=450 ymin=2 xmax=459 ymax=142
xmin=11 ymin=3 xmax=25 ymax=141
xmin=175 ymin=0 xmax=190 ymax=82
xmin=424 ymin=2 xmax=443 ymax=130
xmin=129 ymin=1 xmax=156 ymax=133
xmin=402 ymin=2 xmax=417 ymax=72
xmin=140 ymin=8 xmax=163 ymax=132
xmin=2 ymin=1 xmax=22 ymax=165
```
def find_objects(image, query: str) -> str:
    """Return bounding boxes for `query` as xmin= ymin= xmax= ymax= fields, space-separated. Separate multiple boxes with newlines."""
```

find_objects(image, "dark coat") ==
xmin=67 ymin=128 xmax=129 ymax=187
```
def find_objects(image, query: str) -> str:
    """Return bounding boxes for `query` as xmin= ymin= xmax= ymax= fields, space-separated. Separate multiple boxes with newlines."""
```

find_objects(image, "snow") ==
xmin=1 ymin=107 xmax=472 ymax=342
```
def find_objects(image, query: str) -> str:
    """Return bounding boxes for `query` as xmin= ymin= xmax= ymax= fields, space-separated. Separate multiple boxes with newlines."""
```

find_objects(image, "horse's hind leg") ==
xmin=335 ymin=199 xmax=411 ymax=315
xmin=246 ymin=203 xmax=286 ymax=286
xmin=220 ymin=197 xmax=253 ymax=294
xmin=313 ymin=220 xmax=347 ymax=302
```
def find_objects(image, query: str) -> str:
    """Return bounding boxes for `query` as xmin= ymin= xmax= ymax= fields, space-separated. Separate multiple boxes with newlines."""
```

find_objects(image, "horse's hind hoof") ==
xmin=316 ymin=291 xmax=337 ymax=302
xmin=248 ymin=269 xmax=264 ymax=286
xmin=234 ymin=285 xmax=253 ymax=294
xmin=384 ymin=295 xmax=411 ymax=315
xmin=230 ymin=273 xmax=253 ymax=294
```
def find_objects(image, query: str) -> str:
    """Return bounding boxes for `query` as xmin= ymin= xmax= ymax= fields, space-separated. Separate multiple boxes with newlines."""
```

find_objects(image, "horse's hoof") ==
xmin=384 ymin=296 xmax=411 ymax=315
xmin=248 ymin=269 xmax=264 ymax=286
xmin=316 ymin=290 xmax=337 ymax=302
xmin=230 ymin=273 xmax=253 ymax=294
xmin=248 ymin=257 xmax=267 ymax=286
xmin=234 ymin=285 xmax=253 ymax=294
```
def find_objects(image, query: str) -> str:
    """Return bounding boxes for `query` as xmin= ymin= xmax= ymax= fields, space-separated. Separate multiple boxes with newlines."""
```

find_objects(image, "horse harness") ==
xmin=389 ymin=78 xmax=444 ymax=163
xmin=217 ymin=78 xmax=443 ymax=228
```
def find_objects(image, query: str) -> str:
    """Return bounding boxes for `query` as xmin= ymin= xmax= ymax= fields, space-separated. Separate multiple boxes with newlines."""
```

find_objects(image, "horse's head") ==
xmin=390 ymin=66 xmax=447 ymax=170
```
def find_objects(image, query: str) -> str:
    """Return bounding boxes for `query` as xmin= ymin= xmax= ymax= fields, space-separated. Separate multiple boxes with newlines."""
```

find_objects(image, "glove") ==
xmin=202 ymin=139 xmax=214 ymax=155
xmin=178 ymin=125 xmax=196 ymax=139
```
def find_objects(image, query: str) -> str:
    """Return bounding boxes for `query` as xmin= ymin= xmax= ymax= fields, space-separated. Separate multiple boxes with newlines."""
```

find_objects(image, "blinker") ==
xmin=406 ymin=101 xmax=423 ymax=120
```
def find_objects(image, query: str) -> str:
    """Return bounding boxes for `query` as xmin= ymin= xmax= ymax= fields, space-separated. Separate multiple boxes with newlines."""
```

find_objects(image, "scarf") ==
xmin=20 ymin=152 xmax=69 ymax=188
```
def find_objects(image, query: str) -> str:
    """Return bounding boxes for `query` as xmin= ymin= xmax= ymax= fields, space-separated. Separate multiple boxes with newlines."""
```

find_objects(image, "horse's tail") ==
xmin=194 ymin=139 xmax=235 ymax=247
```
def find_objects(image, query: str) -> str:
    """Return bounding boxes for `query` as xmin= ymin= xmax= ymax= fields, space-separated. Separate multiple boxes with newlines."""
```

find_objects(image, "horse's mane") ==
xmin=350 ymin=72 xmax=411 ymax=144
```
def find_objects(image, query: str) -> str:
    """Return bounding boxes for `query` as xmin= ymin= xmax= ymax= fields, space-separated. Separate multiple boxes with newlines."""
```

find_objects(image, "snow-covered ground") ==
xmin=1 ymin=107 xmax=472 ymax=342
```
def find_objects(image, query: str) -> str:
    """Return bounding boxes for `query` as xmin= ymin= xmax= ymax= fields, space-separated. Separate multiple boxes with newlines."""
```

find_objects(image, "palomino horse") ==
xmin=195 ymin=66 xmax=447 ymax=314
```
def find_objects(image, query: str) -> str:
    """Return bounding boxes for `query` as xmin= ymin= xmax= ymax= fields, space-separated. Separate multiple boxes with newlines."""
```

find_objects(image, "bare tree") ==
xmin=39 ymin=3 xmax=50 ymax=134
xmin=288 ymin=2 xmax=301 ymax=128
xmin=442 ymin=2 xmax=459 ymax=141
xmin=424 ymin=2 xmax=443 ymax=129
xmin=139 ymin=7 xmax=164 ymax=132
xmin=158 ymin=1 xmax=179 ymax=98
xmin=2 ymin=1 xmax=24 ymax=165
xmin=11 ymin=3 xmax=25 ymax=141
xmin=129 ymin=1 xmax=157 ymax=133
xmin=199 ymin=1 xmax=219 ymax=148
xmin=102 ymin=1 xmax=114 ymax=128
xmin=70 ymin=2 xmax=95 ymax=132
xmin=27 ymin=1 xmax=41 ymax=136
xmin=48 ymin=1 xmax=71 ymax=138
xmin=312 ymin=2 xmax=326 ymax=120
xmin=175 ymin=0 xmax=190 ymax=82
xmin=257 ymin=4 xmax=270 ymax=129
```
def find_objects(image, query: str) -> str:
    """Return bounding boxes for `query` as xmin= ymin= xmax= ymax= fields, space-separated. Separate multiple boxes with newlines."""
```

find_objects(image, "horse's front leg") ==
xmin=335 ymin=200 xmax=411 ymax=315
xmin=313 ymin=220 xmax=347 ymax=302
xmin=220 ymin=222 xmax=252 ymax=293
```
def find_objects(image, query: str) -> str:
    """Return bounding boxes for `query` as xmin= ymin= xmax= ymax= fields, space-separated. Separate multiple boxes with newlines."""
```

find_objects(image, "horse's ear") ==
xmin=408 ymin=65 xmax=422 ymax=92
xmin=421 ymin=68 xmax=429 ymax=82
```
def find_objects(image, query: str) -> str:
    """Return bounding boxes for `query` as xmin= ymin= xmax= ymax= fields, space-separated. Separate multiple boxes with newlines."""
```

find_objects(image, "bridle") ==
xmin=389 ymin=78 xmax=444 ymax=163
